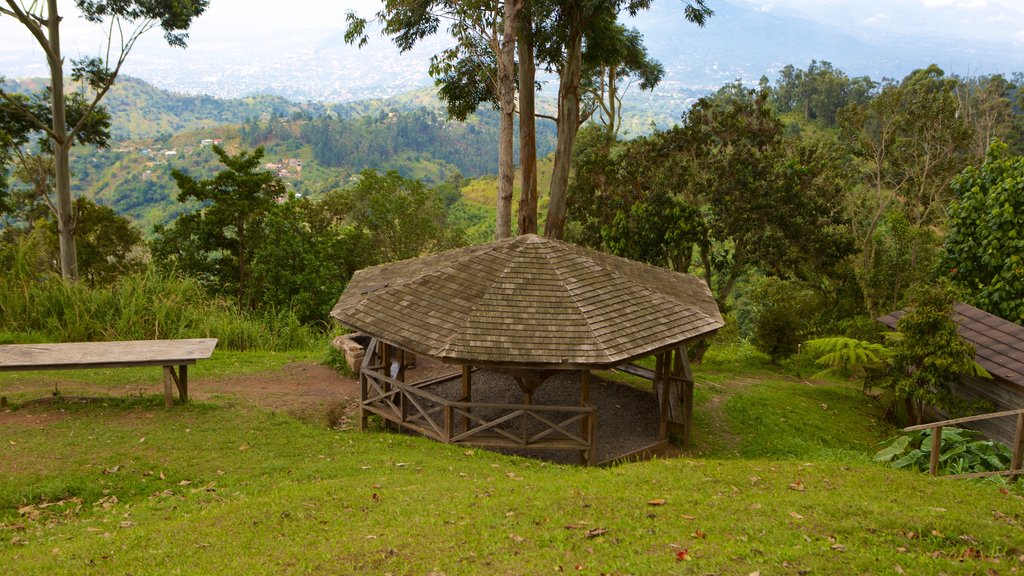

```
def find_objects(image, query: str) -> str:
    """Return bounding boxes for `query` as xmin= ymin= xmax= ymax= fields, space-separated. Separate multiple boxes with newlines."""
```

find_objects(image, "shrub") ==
xmin=874 ymin=427 xmax=1012 ymax=476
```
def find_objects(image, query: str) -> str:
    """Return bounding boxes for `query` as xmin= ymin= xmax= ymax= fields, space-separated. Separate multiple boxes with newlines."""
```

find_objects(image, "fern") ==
xmin=803 ymin=337 xmax=892 ymax=378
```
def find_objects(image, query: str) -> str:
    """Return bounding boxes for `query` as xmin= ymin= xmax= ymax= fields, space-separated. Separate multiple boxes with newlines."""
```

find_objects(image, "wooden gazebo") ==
xmin=330 ymin=234 xmax=723 ymax=464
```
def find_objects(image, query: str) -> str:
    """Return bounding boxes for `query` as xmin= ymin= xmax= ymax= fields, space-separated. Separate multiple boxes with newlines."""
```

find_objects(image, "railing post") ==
xmin=444 ymin=405 xmax=453 ymax=442
xmin=930 ymin=426 xmax=942 ymax=476
xmin=1012 ymin=413 xmax=1024 ymax=481
xmin=359 ymin=373 xmax=367 ymax=431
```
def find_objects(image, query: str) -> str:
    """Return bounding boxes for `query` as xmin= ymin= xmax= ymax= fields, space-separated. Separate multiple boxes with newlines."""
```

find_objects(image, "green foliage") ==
xmin=877 ymin=281 xmax=990 ymax=425
xmin=338 ymin=169 xmax=462 ymax=264
xmin=772 ymin=60 xmax=876 ymax=127
xmin=153 ymin=145 xmax=285 ymax=304
xmin=874 ymin=427 xmax=1012 ymax=476
xmin=0 ymin=264 xmax=315 ymax=351
xmin=860 ymin=209 xmax=940 ymax=315
xmin=803 ymin=336 xmax=891 ymax=379
xmin=249 ymin=198 xmax=369 ymax=326
xmin=748 ymin=277 xmax=820 ymax=363
xmin=941 ymin=140 xmax=1024 ymax=323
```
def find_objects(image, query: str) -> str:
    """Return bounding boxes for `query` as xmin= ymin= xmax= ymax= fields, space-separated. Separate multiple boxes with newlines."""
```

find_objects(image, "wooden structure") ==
xmin=880 ymin=303 xmax=1024 ymax=445
xmin=903 ymin=407 xmax=1024 ymax=480
xmin=331 ymin=234 xmax=723 ymax=464
xmin=0 ymin=339 xmax=218 ymax=407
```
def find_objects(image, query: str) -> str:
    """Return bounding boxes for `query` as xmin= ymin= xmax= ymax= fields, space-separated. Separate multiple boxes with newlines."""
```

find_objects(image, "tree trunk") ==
xmin=543 ymin=7 xmax=583 ymax=240
xmin=516 ymin=0 xmax=538 ymax=236
xmin=494 ymin=1 xmax=520 ymax=240
xmin=46 ymin=0 xmax=78 ymax=280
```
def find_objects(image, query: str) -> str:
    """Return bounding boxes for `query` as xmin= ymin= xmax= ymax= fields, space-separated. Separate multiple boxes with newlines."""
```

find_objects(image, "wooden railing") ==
xmin=359 ymin=364 xmax=597 ymax=464
xmin=903 ymin=407 xmax=1024 ymax=479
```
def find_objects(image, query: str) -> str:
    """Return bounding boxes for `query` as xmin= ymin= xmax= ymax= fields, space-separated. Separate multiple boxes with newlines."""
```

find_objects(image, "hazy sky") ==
xmin=4 ymin=0 xmax=1023 ymax=54
xmin=3 ymin=0 xmax=1022 ymax=92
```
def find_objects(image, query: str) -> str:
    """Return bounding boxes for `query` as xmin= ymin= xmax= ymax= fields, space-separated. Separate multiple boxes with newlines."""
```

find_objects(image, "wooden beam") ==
xmin=930 ymin=426 xmax=943 ymax=475
xmin=656 ymin=352 xmax=669 ymax=440
xmin=177 ymin=364 xmax=188 ymax=402
xmin=162 ymin=366 xmax=174 ymax=408
xmin=1012 ymin=413 xmax=1024 ymax=481
xmin=903 ymin=407 xmax=1024 ymax=431
xmin=580 ymin=369 xmax=591 ymax=465
xmin=461 ymin=364 xmax=472 ymax=433
xmin=678 ymin=348 xmax=695 ymax=448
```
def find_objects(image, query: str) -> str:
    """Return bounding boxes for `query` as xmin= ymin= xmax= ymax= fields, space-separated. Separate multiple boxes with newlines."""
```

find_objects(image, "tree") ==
xmin=338 ymin=169 xmax=458 ymax=264
xmin=940 ymin=140 xmax=1024 ymax=324
xmin=45 ymin=198 xmax=143 ymax=285
xmin=0 ymin=0 xmax=208 ymax=280
xmin=878 ymin=281 xmax=988 ymax=425
xmin=152 ymin=146 xmax=284 ymax=306
xmin=345 ymin=0 xmax=522 ymax=240
xmin=541 ymin=0 xmax=712 ymax=240
xmin=568 ymin=83 xmax=853 ymax=312
xmin=838 ymin=65 xmax=973 ymax=315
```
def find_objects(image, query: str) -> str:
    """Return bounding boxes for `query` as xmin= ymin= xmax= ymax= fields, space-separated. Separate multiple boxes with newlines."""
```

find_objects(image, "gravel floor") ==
xmin=399 ymin=369 xmax=664 ymax=465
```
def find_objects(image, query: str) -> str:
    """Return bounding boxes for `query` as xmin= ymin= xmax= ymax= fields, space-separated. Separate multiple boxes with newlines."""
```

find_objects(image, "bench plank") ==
xmin=0 ymin=339 xmax=217 ymax=372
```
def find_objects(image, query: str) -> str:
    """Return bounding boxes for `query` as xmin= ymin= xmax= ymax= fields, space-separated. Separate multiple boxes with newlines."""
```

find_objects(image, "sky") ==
xmin=2 ymin=0 xmax=1023 ymax=99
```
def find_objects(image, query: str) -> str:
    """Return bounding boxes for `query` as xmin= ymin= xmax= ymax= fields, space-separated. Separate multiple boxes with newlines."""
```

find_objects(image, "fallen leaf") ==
xmin=509 ymin=534 xmax=524 ymax=542
xmin=681 ymin=514 xmax=695 ymax=520
xmin=896 ymin=547 xmax=908 ymax=553
xmin=647 ymin=498 xmax=666 ymax=506
xmin=831 ymin=544 xmax=846 ymax=551
xmin=178 ymin=480 xmax=192 ymax=486
xmin=574 ymin=564 xmax=584 ymax=571
xmin=789 ymin=511 xmax=804 ymax=519
xmin=564 ymin=523 xmax=583 ymax=530
xmin=159 ymin=472 xmax=165 ymax=480
xmin=238 ymin=444 xmax=250 ymax=451
xmin=691 ymin=529 xmax=706 ymax=539
xmin=750 ymin=476 xmax=761 ymax=486
xmin=789 ymin=480 xmax=806 ymax=492
xmin=584 ymin=528 xmax=609 ymax=538
xmin=675 ymin=549 xmax=692 ymax=562
xmin=894 ymin=565 xmax=905 ymax=574
xmin=118 ymin=521 xmax=134 ymax=528
xmin=371 ymin=493 xmax=380 ymax=503
xmin=749 ymin=572 xmax=761 ymax=576
xmin=102 ymin=465 xmax=121 ymax=475
xmin=137 ymin=437 xmax=145 ymax=443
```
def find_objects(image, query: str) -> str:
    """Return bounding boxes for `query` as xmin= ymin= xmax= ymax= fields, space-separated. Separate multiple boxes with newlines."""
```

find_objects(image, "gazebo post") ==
xmin=580 ymin=369 xmax=592 ymax=465
xmin=461 ymin=364 xmax=472 ymax=433
xmin=678 ymin=346 xmax=695 ymax=449
xmin=656 ymin=352 xmax=670 ymax=440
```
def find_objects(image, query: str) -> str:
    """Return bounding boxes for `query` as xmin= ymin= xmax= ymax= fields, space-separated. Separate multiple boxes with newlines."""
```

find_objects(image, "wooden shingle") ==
xmin=331 ymin=234 xmax=724 ymax=368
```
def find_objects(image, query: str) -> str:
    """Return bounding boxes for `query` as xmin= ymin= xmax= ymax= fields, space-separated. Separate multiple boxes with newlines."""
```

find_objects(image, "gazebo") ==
xmin=330 ymin=234 xmax=723 ymax=464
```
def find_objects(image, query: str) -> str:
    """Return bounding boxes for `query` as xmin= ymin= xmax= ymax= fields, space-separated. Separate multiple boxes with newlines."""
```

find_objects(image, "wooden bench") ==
xmin=0 ymin=338 xmax=218 ymax=407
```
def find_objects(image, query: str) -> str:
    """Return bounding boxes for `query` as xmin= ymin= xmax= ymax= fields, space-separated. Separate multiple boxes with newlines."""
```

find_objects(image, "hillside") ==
xmin=32 ymin=78 xmax=557 ymax=232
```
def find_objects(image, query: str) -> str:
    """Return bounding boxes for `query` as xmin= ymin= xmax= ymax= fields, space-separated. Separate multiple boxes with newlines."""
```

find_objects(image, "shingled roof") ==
xmin=878 ymin=302 xmax=1024 ymax=389
xmin=331 ymin=234 xmax=724 ymax=368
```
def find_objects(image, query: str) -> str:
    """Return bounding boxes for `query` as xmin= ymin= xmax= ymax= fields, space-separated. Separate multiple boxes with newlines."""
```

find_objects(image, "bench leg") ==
xmin=163 ymin=366 xmax=174 ymax=408
xmin=177 ymin=364 xmax=188 ymax=403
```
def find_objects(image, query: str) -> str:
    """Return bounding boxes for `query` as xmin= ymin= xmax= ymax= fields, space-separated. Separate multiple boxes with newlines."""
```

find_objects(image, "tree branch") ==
xmin=3 ymin=0 xmax=58 ymax=62
xmin=0 ymin=90 xmax=57 ymax=139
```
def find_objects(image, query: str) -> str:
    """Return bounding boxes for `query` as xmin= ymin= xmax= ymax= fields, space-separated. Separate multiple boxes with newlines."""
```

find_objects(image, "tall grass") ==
xmin=0 ymin=263 xmax=317 ymax=351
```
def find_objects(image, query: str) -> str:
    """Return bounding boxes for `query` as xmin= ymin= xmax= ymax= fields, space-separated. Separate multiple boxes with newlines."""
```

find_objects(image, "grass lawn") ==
xmin=2 ymin=344 xmax=1023 ymax=575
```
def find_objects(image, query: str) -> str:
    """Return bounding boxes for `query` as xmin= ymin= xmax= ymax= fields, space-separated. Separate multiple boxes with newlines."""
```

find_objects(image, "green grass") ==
xmin=2 ymin=345 xmax=1022 ymax=575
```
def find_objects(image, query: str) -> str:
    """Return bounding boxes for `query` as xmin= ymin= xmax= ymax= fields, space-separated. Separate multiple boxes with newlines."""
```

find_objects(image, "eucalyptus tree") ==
xmin=540 ymin=0 xmax=712 ymax=239
xmin=346 ymin=0 xmax=523 ymax=240
xmin=0 ymin=0 xmax=208 ymax=280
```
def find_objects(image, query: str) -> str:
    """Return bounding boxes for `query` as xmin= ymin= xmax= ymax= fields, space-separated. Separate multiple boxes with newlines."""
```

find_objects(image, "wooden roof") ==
xmin=878 ymin=303 xmax=1024 ymax=389
xmin=331 ymin=234 xmax=723 ymax=368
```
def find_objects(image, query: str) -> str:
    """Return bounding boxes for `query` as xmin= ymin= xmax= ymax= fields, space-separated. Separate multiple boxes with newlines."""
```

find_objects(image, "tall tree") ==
xmin=0 ymin=0 xmax=208 ymax=280
xmin=838 ymin=65 xmax=973 ymax=315
xmin=346 ymin=0 xmax=522 ymax=240
xmin=542 ymin=0 xmax=712 ymax=239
